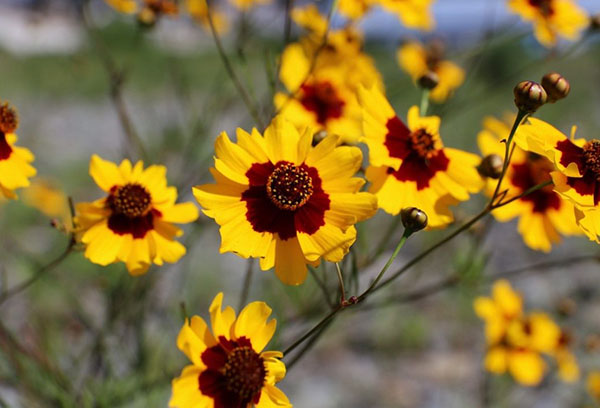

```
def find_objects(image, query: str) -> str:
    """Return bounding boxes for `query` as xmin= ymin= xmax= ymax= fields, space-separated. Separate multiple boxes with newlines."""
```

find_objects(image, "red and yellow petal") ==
xmin=169 ymin=365 xmax=212 ymax=408
xmin=234 ymin=301 xmax=277 ymax=353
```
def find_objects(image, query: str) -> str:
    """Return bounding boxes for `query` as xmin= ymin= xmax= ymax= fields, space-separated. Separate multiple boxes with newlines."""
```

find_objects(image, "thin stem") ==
xmin=285 ymin=315 xmax=335 ymax=370
xmin=335 ymin=262 xmax=346 ymax=303
xmin=238 ymin=259 xmax=254 ymax=310
xmin=282 ymin=306 xmax=341 ymax=356
xmin=364 ymin=214 xmax=402 ymax=266
xmin=420 ymin=89 xmax=430 ymax=115
xmin=309 ymin=266 xmax=334 ymax=308
xmin=205 ymin=1 xmax=265 ymax=129
xmin=358 ymin=229 xmax=412 ymax=301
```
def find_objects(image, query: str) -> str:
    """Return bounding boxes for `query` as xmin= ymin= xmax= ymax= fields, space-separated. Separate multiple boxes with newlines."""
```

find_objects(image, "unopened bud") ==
xmin=418 ymin=71 xmax=439 ymax=90
xmin=400 ymin=207 xmax=428 ymax=232
xmin=313 ymin=130 xmax=327 ymax=145
xmin=477 ymin=154 xmax=503 ymax=179
xmin=514 ymin=80 xmax=547 ymax=113
xmin=541 ymin=72 xmax=570 ymax=103
xmin=591 ymin=14 xmax=600 ymax=30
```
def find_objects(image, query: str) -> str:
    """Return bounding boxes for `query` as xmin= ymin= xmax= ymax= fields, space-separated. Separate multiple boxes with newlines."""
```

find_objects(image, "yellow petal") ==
xmin=234 ymin=301 xmax=277 ymax=353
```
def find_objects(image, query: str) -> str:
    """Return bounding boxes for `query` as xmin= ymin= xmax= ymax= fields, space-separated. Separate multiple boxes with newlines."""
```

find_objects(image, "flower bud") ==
xmin=514 ymin=80 xmax=547 ymax=113
xmin=0 ymin=102 xmax=18 ymax=133
xmin=477 ymin=154 xmax=503 ymax=179
xmin=591 ymin=14 xmax=600 ymax=30
xmin=541 ymin=72 xmax=570 ymax=103
xmin=400 ymin=207 xmax=428 ymax=232
xmin=418 ymin=71 xmax=439 ymax=90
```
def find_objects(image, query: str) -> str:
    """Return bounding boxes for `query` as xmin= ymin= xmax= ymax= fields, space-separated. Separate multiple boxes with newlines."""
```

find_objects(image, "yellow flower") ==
xmin=508 ymin=0 xmax=589 ymax=47
xmin=104 ymin=0 xmax=138 ymax=13
xmin=170 ymin=293 xmax=291 ymax=408
xmin=378 ymin=0 xmax=435 ymax=31
xmin=0 ymin=102 xmax=36 ymax=200
xmin=474 ymin=280 xmax=523 ymax=345
xmin=587 ymin=371 xmax=600 ymax=401
xmin=515 ymin=117 xmax=600 ymax=243
xmin=338 ymin=0 xmax=374 ymax=19
xmin=358 ymin=86 xmax=482 ymax=227
xmin=22 ymin=178 xmax=69 ymax=219
xmin=553 ymin=331 xmax=579 ymax=382
xmin=276 ymin=7 xmax=383 ymax=144
xmin=230 ymin=0 xmax=272 ymax=11
xmin=75 ymin=155 xmax=199 ymax=275
xmin=397 ymin=40 xmax=464 ymax=102
xmin=186 ymin=0 xmax=229 ymax=33
xmin=478 ymin=115 xmax=581 ymax=252
xmin=193 ymin=116 xmax=377 ymax=285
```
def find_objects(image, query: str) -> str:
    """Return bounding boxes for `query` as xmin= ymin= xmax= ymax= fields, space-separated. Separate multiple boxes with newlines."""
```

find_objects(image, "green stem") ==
xmin=335 ymin=262 xmax=346 ymax=303
xmin=420 ymin=89 xmax=430 ymax=115
xmin=282 ymin=305 xmax=342 ymax=356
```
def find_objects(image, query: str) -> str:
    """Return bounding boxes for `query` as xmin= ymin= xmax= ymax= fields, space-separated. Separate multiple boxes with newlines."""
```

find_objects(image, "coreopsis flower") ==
xmin=193 ymin=117 xmax=377 ymax=285
xmin=187 ymin=0 xmax=229 ymax=33
xmin=478 ymin=115 xmax=581 ymax=252
xmin=22 ymin=178 xmax=69 ymax=219
xmin=553 ymin=331 xmax=579 ymax=382
xmin=170 ymin=293 xmax=291 ymax=408
xmin=75 ymin=155 xmax=199 ymax=275
xmin=104 ymin=0 xmax=138 ymax=13
xmin=515 ymin=118 xmax=600 ymax=243
xmin=397 ymin=40 xmax=464 ymax=102
xmin=474 ymin=280 xmax=571 ymax=386
xmin=588 ymin=371 xmax=600 ymax=402
xmin=508 ymin=0 xmax=589 ymax=47
xmin=378 ymin=0 xmax=435 ymax=31
xmin=0 ymin=102 xmax=36 ymax=199
xmin=230 ymin=0 xmax=271 ymax=11
xmin=275 ymin=6 xmax=383 ymax=144
xmin=138 ymin=0 xmax=178 ymax=26
xmin=338 ymin=0 xmax=373 ymax=19
xmin=358 ymin=86 xmax=482 ymax=227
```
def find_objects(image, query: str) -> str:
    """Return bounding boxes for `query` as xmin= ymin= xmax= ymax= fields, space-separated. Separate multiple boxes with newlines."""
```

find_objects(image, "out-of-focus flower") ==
xmin=478 ymin=115 xmax=581 ymax=252
xmin=137 ymin=0 xmax=179 ymax=26
xmin=358 ymin=86 xmax=482 ymax=227
xmin=474 ymin=280 xmax=577 ymax=386
xmin=0 ymin=102 xmax=36 ymax=200
xmin=186 ymin=0 xmax=229 ymax=33
xmin=378 ymin=0 xmax=435 ymax=31
xmin=193 ymin=116 xmax=377 ymax=285
xmin=170 ymin=293 xmax=291 ymax=408
xmin=22 ymin=178 xmax=70 ymax=220
xmin=104 ymin=0 xmax=138 ymax=14
xmin=338 ymin=0 xmax=375 ymax=19
xmin=587 ymin=371 xmax=600 ymax=401
xmin=515 ymin=118 xmax=600 ymax=243
xmin=508 ymin=0 xmax=589 ymax=47
xmin=230 ymin=0 xmax=272 ymax=11
xmin=75 ymin=155 xmax=199 ymax=275
xmin=397 ymin=40 xmax=464 ymax=102
xmin=276 ymin=6 xmax=383 ymax=144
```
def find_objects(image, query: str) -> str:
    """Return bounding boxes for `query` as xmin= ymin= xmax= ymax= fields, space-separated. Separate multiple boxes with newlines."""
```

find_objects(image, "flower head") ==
xmin=193 ymin=116 xmax=377 ymax=285
xmin=0 ymin=102 xmax=36 ymax=199
xmin=170 ymin=293 xmax=291 ymax=408
xmin=104 ymin=0 xmax=138 ymax=13
xmin=378 ymin=0 xmax=435 ymax=31
xmin=358 ymin=86 xmax=482 ymax=227
xmin=75 ymin=155 xmax=199 ymax=275
xmin=508 ymin=0 xmax=589 ymax=47
xmin=397 ymin=40 xmax=464 ymax=102
xmin=478 ymin=115 xmax=581 ymax=252
xmin=338 ymin=0 xmax=374 ymax=19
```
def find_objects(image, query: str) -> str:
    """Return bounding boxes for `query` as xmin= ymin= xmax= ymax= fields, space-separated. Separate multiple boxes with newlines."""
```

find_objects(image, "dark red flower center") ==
xmin=107 ymin=183 xmax=152 ymax=218
xmin=510 ymin=154 xmax=560 ymax=213
xmin=266 ymin=162 xmax=314 ymax=211
xmin=556 ymin=139 xmax=600 ymax=206
xmin=583 ymin=140 xmax=600 ymax=182
xmin=106 ymin=183 xmax=158 ymax=238
xmin=199 ymin=336 xmax=266 ymax=408
xmin=241 ymin=160 xmax=330 ymax=240
xmin=0 ymin=132 xmax=12 ymax=161
xmin=0 ymin=103 xmax=18 ymax=134
xmin=528 ymin=0 xmax=554 ymax=16
xmin=300 ymin=81 xmax=345 ymax=125
xmin=384 ymin=116 xmax=449 ymax=190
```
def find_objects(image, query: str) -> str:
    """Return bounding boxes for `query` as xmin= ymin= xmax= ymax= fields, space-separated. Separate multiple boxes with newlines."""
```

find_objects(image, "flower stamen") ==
xmin=107 ymin=183 xmax=152 ymax=218
xmin=267 ymin=162 xmax=314 ymax=211
xmin=222 ymin=346 xmax=266 ymax=402
xmin=409 ymin=128 xmax=437 ymax=159
xmin=583 ymin=140 xmax=600 ymax=181
xmin=0 ymin=103 xmax=18 ymax=134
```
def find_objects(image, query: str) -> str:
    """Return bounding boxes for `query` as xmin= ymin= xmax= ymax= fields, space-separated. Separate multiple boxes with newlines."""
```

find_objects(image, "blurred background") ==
xmin=1 ymin=0 xmax=600 ymax=407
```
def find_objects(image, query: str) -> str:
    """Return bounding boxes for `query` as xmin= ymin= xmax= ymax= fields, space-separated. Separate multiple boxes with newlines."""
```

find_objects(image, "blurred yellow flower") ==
xmin=339 ymin=0 xmax=374 ymax=19
xmin=397 ymin=40 xmax=464 ymax=102
xmin=508 ymin=0 xmax=589 ymax=47
xmin=104 ymin=0 xmax=138 ymax=14
xmin=230 ymin=0 xmax=272 ymax=11
xmin=76 ymin=155 xmax=199 ymax=275
xmin=276 ymin=6 xmax=383 ymax=144
xmin=22 ymin=178 xmax=69 ymax=219
xmin=193 ymin=116 xmax=377 ymax=285
xmin=514 ymin=118 xmax=600 ymax=243
xmin=358 ymin=86 xmax=482 ymax=227
xmin=587 ymin=371 xmax=600 ymax=401
xmin=475 ymin=280 xmax=578 ymax=386
xmin=378 ymin=0 xmax=435 ymax=31
xmin=170 ymin=293 xmax=291 ymax=408
xmin=0 ymin=102 xmax=36 ymax=200
xmin=478 ymin=115 xmax=581 ymax=252
xmin=187 ymin=0 xmax=229 ymax=33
